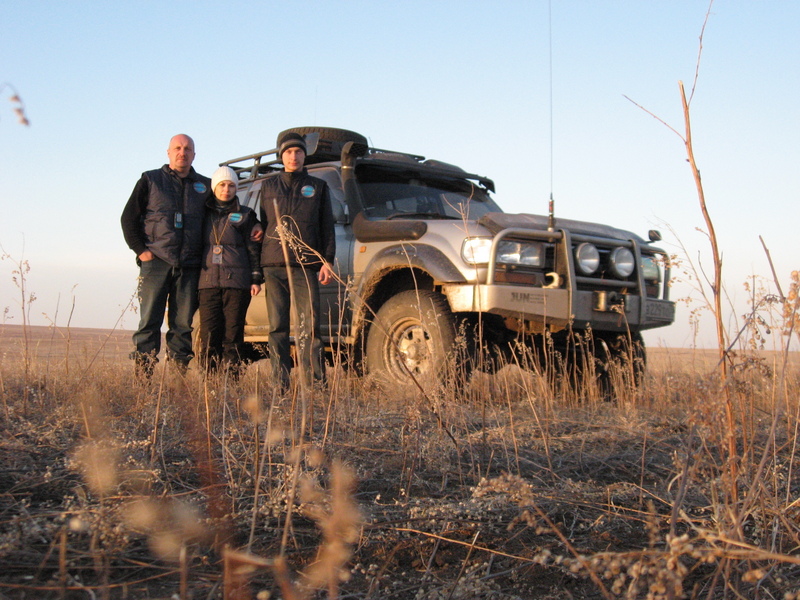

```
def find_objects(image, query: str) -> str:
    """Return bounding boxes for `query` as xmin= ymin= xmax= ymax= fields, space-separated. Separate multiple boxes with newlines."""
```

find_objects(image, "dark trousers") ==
xmin=262 ymin=266 xmax=325 ymax=388
xmin=132 ymin=257 xmax=199 ymax=364
xmin=197 ymin=287 xmax=252 ymax=370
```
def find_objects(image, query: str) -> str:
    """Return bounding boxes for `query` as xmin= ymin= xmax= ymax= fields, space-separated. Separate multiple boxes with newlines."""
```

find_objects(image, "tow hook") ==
xmin=593 ymin=290 xmax=625 ymax=312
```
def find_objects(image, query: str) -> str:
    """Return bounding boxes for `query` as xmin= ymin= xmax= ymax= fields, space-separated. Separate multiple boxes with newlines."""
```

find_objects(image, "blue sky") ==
xmin=1 ymin=1 xmax=798 ymax=349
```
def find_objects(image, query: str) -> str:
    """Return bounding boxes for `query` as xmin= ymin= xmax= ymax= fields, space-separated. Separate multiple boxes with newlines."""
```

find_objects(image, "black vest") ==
xmin=258 ymin=170 xmax=335 ymax=269
xmin=142 ymin=166 xmax=210 ymax=267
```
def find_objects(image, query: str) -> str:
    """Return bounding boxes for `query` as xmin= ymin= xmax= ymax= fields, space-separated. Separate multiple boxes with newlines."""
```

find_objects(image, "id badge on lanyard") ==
xmin=174 ymin=212 xmax=183 ymax=229
xmin=212 ymin=244 xmax=223 ymax=264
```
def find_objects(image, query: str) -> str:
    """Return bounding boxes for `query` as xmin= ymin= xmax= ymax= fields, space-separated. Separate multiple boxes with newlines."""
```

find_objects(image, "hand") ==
xmin=138 ymin=250 xmax=154 ymax=262
xmin=251 ymin=284 xmax=262 ymax=296
xmin=250 ymin=225 xmax=263 ymax=243
xmin=318 ymin=263 xmax=333 ymax=286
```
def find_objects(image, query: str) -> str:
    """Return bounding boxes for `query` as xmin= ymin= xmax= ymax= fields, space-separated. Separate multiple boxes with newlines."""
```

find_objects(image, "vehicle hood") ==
xmin=477 ymin=212 xmax=647 ymax=244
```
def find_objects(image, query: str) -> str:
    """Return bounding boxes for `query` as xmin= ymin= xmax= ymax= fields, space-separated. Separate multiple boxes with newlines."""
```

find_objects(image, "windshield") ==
xmin=356 ymin=165 xmax=502 ymax=220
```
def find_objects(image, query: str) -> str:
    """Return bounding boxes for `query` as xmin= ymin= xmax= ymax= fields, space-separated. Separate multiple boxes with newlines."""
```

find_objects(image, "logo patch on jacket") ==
xmin=229 ymin=213 xmax=243 ymax=223
xmin=301 ymin=185 xmax=315 ymax=198
xmin=194 ymin=182 xmax=207 ymax=193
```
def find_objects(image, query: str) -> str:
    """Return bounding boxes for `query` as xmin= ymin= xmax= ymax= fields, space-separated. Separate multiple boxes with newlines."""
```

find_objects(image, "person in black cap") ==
xmin=258 ymin=132 xmax=336 ymax=392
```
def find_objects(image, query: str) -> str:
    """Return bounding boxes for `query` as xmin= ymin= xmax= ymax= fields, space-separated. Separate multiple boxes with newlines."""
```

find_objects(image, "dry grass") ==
xmin=1 ymin=325 xmax=799 ymax=599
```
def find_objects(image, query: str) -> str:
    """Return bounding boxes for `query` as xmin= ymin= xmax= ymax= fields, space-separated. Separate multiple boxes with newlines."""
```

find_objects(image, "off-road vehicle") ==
xmin=223 ymin=127 xmax=675 ymax=388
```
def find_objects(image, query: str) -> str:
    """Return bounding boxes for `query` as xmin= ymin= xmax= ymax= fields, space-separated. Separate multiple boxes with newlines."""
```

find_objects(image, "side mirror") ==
xmin=648 ymin=230 xmax=662 ymax=242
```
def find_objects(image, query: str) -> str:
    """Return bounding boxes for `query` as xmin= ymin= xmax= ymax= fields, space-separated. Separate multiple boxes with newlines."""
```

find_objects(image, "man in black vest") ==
xmin=259 ymin=132 xmax=336 ymax=392
xmin=121 ymin=134 xmax=211 ymax=378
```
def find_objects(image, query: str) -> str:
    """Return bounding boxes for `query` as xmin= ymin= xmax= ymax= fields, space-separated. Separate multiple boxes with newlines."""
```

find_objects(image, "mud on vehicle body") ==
xmin=223 ymin=127 xmax=676 ymax=389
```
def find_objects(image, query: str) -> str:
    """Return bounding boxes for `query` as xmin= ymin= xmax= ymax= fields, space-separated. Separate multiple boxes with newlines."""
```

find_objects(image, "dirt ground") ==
xmin=2 ymin=324 xmax=799 ymax=599
xmin=0 ymin=324 xmax=134 ymax=364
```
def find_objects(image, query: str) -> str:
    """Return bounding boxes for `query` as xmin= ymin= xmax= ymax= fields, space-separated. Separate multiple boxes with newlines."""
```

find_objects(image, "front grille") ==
xmin=493 ymin=270 xmax=545 ymax=286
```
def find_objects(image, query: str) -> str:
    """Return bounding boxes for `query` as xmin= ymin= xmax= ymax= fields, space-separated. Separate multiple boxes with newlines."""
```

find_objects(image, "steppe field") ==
xmin=1 ymin=324 xmax=798 ymax=599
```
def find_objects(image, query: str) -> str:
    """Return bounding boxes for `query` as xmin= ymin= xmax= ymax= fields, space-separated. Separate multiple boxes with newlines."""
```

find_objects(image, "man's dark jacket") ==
xmin=258 ymin=169 xmax=336 ymax=270
xmin=121 ymin=165 xmax=210 ymax=267
xmin=198 ymin=196 xmax=263 ymax=290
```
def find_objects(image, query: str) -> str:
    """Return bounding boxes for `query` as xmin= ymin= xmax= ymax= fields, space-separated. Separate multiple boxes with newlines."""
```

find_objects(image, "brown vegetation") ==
xmin=1 ymin=325 xmax=799 ymax=599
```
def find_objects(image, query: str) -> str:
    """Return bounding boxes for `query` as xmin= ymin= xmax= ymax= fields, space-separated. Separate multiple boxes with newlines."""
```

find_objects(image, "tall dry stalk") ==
xmin=272 ymin=198 xmax=311 ymax=394
xmin=1 ymin=244 xmax=36 ymax=414
xmin=677 ymin=79 xmax=740 ymax=517
xmin=625 ymin=0 xmax=741 ymax=528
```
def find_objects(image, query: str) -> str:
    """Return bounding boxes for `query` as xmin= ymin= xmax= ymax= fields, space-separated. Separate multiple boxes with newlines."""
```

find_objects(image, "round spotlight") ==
xmin=574 ymin=243 xmax=600 ymax=275
xmin=609 ymin=247 xmax=635 ymax=278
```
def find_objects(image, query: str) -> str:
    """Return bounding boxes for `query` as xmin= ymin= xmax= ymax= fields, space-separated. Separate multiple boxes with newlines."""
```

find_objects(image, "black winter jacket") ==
xmin=258 ymin=169 xmax=336 ymax=270
xmin=120 ymin=165 xmax=210 ymax=267
xmin=198 ymin=197 xmax=263 ymax=290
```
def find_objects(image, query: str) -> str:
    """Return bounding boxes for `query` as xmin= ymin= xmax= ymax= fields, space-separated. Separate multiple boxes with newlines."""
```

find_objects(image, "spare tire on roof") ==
xmin=277 ymin=127 xmax=368 ymax=163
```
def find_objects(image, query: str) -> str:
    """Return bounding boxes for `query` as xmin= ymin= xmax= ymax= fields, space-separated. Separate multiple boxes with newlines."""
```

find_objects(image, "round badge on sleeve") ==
xmin=301 ymin=185 xmax=315 ymax=198
xmin=194 ymin=182 xmax=207 ymax=193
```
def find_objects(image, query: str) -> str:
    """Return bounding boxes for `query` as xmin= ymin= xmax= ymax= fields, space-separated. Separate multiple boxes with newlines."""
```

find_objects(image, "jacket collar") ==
xmin=206 ymin=195 xmax=242 ymax=212
xmin=162 ymin=164 xmax=203 ymax=181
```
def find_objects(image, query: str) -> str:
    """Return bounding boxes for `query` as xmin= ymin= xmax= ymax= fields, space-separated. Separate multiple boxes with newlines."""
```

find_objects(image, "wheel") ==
xmin=365 ymin=290 xmax=459 ymax=389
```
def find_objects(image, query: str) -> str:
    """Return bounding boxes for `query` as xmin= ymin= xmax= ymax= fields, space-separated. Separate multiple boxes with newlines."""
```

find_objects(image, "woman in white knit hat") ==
xmin=196 ymin=166 xmax=263 ymax=378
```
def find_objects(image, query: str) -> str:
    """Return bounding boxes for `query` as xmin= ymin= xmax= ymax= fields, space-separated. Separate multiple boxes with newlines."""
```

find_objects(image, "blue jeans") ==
xmin=262 ymin=266 xmax=325 ymax=388
xmin=132 ymin=256 xmax=200 ymax=364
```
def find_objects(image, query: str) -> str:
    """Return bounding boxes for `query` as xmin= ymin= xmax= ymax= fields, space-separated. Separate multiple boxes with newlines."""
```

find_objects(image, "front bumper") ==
xmin=442 ymin=283 xmax=675 ymax=333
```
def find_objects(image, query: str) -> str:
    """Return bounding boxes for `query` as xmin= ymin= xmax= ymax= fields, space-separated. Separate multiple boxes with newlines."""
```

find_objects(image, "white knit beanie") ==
xmin=211 ymin=166 xmax=238 ymax=192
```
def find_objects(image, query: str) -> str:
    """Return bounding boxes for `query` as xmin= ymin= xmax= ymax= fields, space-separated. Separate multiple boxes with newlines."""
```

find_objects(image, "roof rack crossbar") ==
xmin=221 ymin=146 xmax=279 ymax=167
xmin=368 ymin=147 xmax=426 ymax=161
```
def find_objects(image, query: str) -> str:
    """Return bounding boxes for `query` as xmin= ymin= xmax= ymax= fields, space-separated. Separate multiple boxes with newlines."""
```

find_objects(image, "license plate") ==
xmin=645 ymin=300 xmax=675 ymax=321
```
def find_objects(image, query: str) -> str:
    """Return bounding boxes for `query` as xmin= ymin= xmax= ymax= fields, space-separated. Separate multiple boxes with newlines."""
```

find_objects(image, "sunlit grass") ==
xmin=0 ymin=321 xmax=798 ymax=599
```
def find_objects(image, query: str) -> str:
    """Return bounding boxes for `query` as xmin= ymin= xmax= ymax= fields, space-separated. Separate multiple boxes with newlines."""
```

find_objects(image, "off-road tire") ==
xmin=277 ymin=127 xmax=368 ymax=163
xmin=365 ymin=290 xmax=459 ymax=389
xmin=277 ymin=126 xmax=368 ymax=146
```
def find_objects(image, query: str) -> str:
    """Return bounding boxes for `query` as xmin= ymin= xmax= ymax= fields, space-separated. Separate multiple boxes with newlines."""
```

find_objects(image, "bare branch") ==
xmin=689 ymin=0 xmax=715 ymax=105
xmin=759 ymin=235 xmax=785 ymax=301
xmin=622 ymin=94 xmax=685 ymax=141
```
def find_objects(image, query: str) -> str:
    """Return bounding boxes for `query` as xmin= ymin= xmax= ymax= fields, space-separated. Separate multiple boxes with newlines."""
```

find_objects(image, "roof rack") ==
xmin=219 ymin=134 xmax=494 ymax=192
xmin=220 ymin=147 xmax=281 ymax=181
xmin=220 ymin=132 xmax=322 ymax=182
xmin=368 ymin=147 xmax=426 ymax=162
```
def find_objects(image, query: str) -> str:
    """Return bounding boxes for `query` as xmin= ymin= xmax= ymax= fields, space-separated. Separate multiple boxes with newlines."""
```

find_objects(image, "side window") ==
xmin=239 ymin=181 xmax=261 ymax=213
xmin=310 ymin=167 xmax=347 ymax=223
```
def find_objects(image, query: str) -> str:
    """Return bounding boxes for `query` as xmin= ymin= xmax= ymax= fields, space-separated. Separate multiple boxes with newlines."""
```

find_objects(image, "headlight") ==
xmin=462 ymin=237 xmax=492 ymax=265
xmin=641 ymin=256 xmax=661 ymax=281
xmin=497 ymin=240 xmax=544 ymax=267
xmin=608 ymin=247 xmax=635 ymax=278
xmin=574 ymin=243 xmax=600 ymax=275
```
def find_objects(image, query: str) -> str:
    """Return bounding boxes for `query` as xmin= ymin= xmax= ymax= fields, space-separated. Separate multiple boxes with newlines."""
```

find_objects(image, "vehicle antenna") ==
xmin=547 ymin=0 xmax=556 ymax=232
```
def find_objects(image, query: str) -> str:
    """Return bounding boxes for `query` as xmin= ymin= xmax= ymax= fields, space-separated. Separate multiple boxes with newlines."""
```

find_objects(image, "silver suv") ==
xmin=224 ymin=127 xmax=675 ymax=387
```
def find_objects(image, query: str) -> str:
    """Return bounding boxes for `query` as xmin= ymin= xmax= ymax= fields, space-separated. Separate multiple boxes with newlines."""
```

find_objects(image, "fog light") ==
xmin=609 ymin=247 xmax=635 ymax=278
xmin=574 ymin=243 xmax=600 ymax=275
